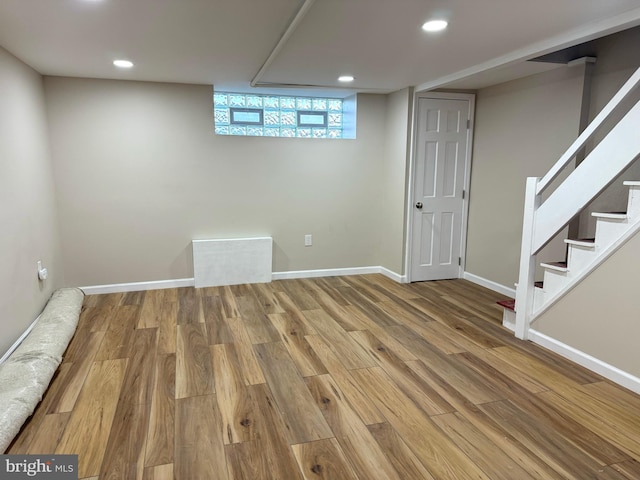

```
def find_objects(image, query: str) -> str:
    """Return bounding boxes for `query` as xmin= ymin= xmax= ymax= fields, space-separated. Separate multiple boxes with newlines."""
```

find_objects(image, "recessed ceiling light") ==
xmin=421 ymin=20 xmax=448 ymax=32
xmin=113 ymin=59 xmax=134 ymax=68
xmin=338 ymin=75 xmax=355 ymax=82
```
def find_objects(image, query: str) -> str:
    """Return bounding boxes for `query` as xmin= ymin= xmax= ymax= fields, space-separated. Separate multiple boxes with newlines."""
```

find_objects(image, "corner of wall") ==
xmin=0 ymin=46 xmax=64 ymax=355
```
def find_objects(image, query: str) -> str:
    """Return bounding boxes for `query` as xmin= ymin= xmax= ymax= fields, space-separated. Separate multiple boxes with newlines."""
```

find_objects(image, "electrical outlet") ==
xmin=304 ymin=234 xmax=312 ymax=246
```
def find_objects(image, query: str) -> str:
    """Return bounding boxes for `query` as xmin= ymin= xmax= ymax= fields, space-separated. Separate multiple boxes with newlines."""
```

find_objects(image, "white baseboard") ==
xmin=379 ymin=267 xmax=408 ymax=283
xmin=463 ymin=271 xmax=515 ymax=298
xmin=81 ymin=278 xmax=195 ymax=295
xmin=529 ymin=329 xmax=640 ymax=395
xmin=272 ymin=266 xmax=379 ymax=280
xmin=0 ymin=315 xmax=41 ymax=365
xmin=273 ymin=266 xmax=406 ymax=283
xmin=79 ymin=267 xmax=407 ymax=295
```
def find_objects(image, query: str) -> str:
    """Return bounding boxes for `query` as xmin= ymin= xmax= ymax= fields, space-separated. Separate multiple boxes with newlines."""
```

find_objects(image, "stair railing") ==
xmin=515 ymin=66 xmax=640 ymax=340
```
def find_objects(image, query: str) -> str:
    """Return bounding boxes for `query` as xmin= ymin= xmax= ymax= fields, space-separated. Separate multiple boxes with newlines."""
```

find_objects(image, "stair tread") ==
xmin=565 ymin=237 xmax=595 ymax=247
xmin=540 ymin=261 xmax=568 ymax=272
xmin=542 ymin=261 xmax=567 ymax=267
xmin=592 ymin=211 xmax=627 ymax=219
xmin=623 ymin=181 xmax=640 ymax=186
xmin=497 ymin=299 xmax=515 ymax=311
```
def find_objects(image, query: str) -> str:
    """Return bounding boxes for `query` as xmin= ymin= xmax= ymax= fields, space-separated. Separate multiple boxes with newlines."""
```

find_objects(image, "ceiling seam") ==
xmin=250 ymin=0 xmax=317 ymax=88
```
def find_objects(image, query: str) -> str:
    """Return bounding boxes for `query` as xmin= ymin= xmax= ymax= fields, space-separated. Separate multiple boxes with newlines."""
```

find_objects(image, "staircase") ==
xmin=500 ymin=181 xmax=640 ymax=331
xmin=499 ymin=66 xmax=640 ymax=339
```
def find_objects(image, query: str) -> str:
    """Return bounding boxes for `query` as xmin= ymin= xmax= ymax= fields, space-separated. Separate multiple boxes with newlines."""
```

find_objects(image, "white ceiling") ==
xmin=1 ymin=0 xmax=640 ymax=94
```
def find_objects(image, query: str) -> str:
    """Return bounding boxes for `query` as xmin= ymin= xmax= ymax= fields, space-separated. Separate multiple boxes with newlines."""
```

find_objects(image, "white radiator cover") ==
xmin=192 ymin=237 xmax=273 ymax=287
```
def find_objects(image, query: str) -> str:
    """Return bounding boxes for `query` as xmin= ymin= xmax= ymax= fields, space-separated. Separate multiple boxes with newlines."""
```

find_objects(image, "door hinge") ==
xmin=462 ymin=189 xmax=465 ymax=200
xmin=466 ymin=119 xmax=471 ymax=129
xmin=458 ymin=257 xmax=461 ymax=266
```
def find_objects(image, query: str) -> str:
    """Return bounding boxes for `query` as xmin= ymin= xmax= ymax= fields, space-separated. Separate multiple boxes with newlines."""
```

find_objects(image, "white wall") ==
xmin=465 ymin=66 xmax=584 ymax=289
xmin=0 ymin=47 xmax=63 ymax=355
xmin=45 ymin=78 xmax=396 ymax=286
xmin=377 ymin=88 xmax=413 ymax=275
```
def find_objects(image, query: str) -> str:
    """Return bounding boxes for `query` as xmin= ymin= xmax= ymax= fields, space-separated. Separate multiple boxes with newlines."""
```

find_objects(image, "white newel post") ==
xmin=515 ymin=177 xmax=540 ymax=340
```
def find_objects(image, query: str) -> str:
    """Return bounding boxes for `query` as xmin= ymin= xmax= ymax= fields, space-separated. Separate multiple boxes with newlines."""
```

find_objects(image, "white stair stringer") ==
xmin=530 ymin=181 xmax=640 ymax=319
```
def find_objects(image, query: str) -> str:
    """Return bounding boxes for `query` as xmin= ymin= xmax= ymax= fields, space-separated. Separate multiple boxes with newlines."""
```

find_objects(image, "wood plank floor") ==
xmin=8 ymin=275 xmax=640 ymax=479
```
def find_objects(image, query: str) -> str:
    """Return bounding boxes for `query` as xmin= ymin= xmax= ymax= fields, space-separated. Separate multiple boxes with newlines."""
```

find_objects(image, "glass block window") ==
xmin=214 ymin=91 xmax=344 ymax=139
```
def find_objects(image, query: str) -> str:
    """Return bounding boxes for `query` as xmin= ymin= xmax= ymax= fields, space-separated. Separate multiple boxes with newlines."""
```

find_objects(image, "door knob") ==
xmin=415 ymin=202 xmax=423 ymax=209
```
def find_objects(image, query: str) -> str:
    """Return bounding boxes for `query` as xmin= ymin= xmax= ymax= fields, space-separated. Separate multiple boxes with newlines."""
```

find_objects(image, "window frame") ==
xmin=296 ymin=111 xmax=328 ymax=128
xmin=229 ymin=107 xmax=264 ymax=126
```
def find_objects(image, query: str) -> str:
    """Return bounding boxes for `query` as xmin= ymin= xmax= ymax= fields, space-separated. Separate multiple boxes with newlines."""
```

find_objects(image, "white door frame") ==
xmin=404 ymin=91 xmax=476 ymax=283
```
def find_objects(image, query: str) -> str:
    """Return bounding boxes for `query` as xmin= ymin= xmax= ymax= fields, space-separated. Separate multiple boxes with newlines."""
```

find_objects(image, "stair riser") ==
xmin=542 ymin=269 xmax=568 ymax=297
xmin=567 ymin=244 xmax=596 ymax=276
xmin=594 ymin=219 xmax=630 ymax=250
xmin=502 ymin=308 xmax=515 ymax=331
xmin=627 ymin=186 xmax=640 ymax=220
xmin=533 ymin=287 xmax=545 ymax=311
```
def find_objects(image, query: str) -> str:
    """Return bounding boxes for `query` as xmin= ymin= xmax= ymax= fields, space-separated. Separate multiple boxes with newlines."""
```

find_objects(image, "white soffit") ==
xmin=442 ymin=62 xmax=566 ymax=91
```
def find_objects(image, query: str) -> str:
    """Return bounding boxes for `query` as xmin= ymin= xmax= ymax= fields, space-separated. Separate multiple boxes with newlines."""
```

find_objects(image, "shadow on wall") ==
xmin=273 ymin=242 xmax=290 ymax=273
xmin=170 ymin=243 xmax=194 ymax=279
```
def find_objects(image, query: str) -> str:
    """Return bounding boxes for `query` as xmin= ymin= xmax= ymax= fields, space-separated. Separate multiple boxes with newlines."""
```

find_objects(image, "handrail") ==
xmin=536 ymin=65 xmax=640 ymax=195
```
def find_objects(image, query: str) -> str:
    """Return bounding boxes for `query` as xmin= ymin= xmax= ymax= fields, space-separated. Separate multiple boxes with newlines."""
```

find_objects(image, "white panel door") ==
xmin=411 ymin=96 xmax=470 ymax=281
